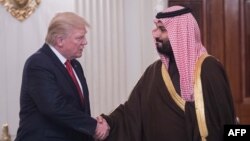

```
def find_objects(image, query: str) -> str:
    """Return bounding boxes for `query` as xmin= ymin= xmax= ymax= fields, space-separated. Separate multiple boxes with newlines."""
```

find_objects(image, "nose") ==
xmin=152 ymin=28 xmax=160 ymax=38
xmin=82 ymin=38 xmax=87 ymax=45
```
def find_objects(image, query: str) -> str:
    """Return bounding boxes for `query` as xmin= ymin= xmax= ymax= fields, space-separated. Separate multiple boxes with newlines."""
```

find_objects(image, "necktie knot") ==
xmin=65 ymin=60 xmax=74 ymax=77
xmin=65 ymin=60 xmax=71 ymax=67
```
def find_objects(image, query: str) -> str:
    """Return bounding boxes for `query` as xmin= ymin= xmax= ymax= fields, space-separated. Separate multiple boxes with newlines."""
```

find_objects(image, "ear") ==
xmin=55 ymin=36 xmax=64 ymax=48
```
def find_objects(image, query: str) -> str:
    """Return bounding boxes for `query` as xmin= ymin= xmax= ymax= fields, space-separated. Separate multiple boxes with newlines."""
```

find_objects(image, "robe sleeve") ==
xmin=201 ymin=57 xmax=236 ymax=141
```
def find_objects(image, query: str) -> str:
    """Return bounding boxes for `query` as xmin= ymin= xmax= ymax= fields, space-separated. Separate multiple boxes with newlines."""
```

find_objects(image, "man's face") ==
xmin=152 ymin=21 xmax=173 ymax=56
xmin=59 ymin=27 xmax=87 ymax=60
xmin=152 ymin=21 xmax=169 ymax=44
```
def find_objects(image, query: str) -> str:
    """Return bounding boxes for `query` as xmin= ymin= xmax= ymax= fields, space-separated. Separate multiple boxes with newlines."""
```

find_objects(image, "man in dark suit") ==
xmin=15 ymin=12 xmax=109 ymax=141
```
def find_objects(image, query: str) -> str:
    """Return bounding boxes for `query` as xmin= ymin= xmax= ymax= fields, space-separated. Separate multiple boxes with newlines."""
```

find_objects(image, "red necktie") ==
xmin=65 ymin=60 xmax=84 ymax=104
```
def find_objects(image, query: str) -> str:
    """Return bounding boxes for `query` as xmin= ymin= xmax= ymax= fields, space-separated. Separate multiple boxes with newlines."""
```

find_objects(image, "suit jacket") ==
xmin=15 ymin=44 xmax=97 ymax=141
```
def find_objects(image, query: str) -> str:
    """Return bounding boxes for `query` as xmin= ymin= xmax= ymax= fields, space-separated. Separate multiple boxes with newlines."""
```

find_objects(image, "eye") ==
xmin=76 ymin=36 xmax=84 ymax=41
xmin=159 ymin=27 xmax=166 ymax=32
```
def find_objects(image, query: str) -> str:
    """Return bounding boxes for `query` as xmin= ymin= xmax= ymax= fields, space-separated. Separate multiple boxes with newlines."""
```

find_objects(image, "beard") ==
xmin=155 ymin=38 xmax=173 ymax=56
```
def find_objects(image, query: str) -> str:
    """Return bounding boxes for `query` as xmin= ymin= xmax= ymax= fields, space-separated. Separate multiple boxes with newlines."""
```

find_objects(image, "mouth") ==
xmin=155 ymin=38 xmax=163 ymax=48
xmin=79 ymin=47 xmax=84 ymax=51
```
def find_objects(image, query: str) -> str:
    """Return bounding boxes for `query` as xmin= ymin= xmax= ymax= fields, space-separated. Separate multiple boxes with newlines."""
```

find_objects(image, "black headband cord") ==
xmin=156 ymin=7 xmax=192 ymax=19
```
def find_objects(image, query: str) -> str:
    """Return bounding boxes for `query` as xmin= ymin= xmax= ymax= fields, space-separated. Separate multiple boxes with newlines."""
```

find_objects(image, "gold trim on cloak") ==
xmin=161 ymin=63 xmax=186 ymax=111
xmin=194 ymin=53 xmax=209 ymax=141
xmin=161 ymin=53 xmax=209 ymax=141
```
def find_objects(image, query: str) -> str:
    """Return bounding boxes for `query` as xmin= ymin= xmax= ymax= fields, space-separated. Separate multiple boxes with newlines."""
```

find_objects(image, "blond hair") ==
xmin=45 ymin=12 xmax=90 ymax=46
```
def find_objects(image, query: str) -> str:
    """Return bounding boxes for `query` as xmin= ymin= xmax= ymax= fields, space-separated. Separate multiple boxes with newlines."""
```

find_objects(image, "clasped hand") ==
xmin=94 ymin=116 xmax=110 ymax=140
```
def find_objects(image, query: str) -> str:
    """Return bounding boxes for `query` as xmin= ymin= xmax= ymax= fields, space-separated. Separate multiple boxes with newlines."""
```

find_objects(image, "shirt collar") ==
xmin=48 ymin=44 xmax=67 ymax=65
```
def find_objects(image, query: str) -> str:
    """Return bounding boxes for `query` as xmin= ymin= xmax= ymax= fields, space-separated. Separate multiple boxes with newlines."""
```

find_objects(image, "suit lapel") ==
xmin=71 ymin=60 xmax=88 ymax=97
xmin=39 ymin=44 xmax=83 ymax=105
xmin=40 ymin=44 xmax=68 ymax=76
xmin=71 ymin=60 xmax=90 ymax=113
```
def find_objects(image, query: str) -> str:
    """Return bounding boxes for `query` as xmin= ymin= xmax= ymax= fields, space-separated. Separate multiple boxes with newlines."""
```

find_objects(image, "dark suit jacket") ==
xmin=15 ymin=44 xmax=97 ymax=141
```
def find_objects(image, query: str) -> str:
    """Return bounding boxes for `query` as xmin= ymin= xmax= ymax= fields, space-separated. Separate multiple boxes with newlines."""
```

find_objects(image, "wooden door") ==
xmin=168 ymin=0 xmax=250 ymax=124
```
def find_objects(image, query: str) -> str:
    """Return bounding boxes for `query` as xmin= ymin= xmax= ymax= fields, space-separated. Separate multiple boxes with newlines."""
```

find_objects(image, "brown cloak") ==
xmin=102 ymin=56 xmax=236 ymax=141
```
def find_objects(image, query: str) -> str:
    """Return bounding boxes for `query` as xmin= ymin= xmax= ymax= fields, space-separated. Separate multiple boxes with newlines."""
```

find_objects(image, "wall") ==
xmin=75 ymin=0 xmax=163 ymax=117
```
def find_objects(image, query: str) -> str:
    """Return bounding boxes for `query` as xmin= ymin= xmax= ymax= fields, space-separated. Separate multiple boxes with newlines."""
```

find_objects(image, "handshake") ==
xmin=94 ymin=116 xmax=110 ymax=141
